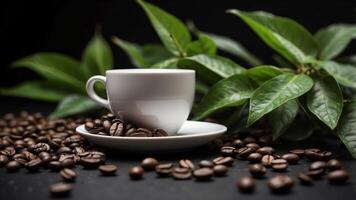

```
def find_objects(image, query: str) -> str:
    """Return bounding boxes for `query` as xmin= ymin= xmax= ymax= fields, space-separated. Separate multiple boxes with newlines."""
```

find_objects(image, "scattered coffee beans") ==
xmin=141 ymin=157 xmax=158 ymax=171
xmin=172 ymin=167 xmax=192 ymax=180
xmin=237 ymin=176 xmax=255 ymax=193
xmin=249 ymin=164 xmax=266 ymax=178
xmin=155 ymin=163 xmax=173 ymax=177
xmin=179 ymin=159 xmax=195 ymax=170
xmin=327 ymin=170 xmax=349 ymax=184
xmin=98 ymin=164 xmax=118 ymax=176
xmin=267 ymin=175 xmax=294 ymax=193
xmin=193 ymin=168 xmax=213 ymax=181
xmin=213 ymin=165 xmax=228 ymax=176
xmin=49 ymin=183 xmax=73 ymax=197
xmin=129 ymin=166 xmax=144 ymax=180
xmin=198 ymin=160 xmax=214 ymax=168
xmin=298 ymin=173 xmax=313 ymax=185
xmin=60 ymin=168 xmax=77 ymax=182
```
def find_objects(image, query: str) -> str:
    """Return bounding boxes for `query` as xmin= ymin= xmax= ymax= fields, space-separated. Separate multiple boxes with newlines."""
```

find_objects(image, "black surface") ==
xmin=0 ymin=98 xmax=355 ymax=200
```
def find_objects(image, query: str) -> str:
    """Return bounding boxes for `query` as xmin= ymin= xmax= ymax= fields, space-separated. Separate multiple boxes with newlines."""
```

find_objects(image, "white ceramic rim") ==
xmin=76 ymin=121 xmax=227 ymax=140
xmin=106 ymin=69 xmax=195 ymax=74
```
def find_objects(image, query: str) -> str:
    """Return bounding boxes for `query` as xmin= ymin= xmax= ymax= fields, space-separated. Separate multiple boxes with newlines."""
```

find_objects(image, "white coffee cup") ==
xmin=86 ymin=69 xmax=195 ymax=135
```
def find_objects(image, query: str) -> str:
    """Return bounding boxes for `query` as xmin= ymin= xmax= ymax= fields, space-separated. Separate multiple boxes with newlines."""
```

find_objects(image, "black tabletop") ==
xmin=0 ymin=97 xmax=355 ymax=200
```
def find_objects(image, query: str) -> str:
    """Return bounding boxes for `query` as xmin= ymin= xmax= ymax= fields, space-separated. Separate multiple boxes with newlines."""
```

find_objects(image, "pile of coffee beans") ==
xmin=0 ymin=112 xmax=351 ymax=198
xmin=84 ymin=114 xmax=168 ymax=137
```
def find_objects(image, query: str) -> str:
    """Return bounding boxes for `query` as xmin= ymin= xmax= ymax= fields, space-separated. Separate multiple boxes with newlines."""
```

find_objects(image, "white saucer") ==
xmin=76 ymin=121 xmax=227 ymax=152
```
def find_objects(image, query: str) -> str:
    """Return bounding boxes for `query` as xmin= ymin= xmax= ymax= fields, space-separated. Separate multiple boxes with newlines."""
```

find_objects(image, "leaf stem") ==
xmin=170 ymin=34 xmax=186 ymax=57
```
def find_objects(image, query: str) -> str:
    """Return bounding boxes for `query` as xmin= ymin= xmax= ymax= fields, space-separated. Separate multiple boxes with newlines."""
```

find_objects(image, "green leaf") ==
xmin=336 ymin=101 xmax=356 ymax=159
xmin=245 ymin=65 xmax=282 ymax=85
xmin=247 ymin=73 xmax=313 ymax=126
xmin=307 ymin=74 xmax=343 ymax=129
xmin=315 ymin=24 xmax=356 ymax=60
xmin=272 ymin=54 xmax=294 ymax=68
xmin=227 ymin=10 xmax=318 ymax=65
xmin=141 ymin=44 xmax=173 ymax=66
xmin=12 ymin=53 xmax=85 ymax=93
xmin=281 ymin=118 xmax=314 ymax=141
xmin=196 ymin=80 xmax=209 ymax=94
xmin=49 ymin=95 xmax=100 ymax=119
xmin=319 ymin=61 xmax=356 ymax=89
xmin=0 ymin=81 xmax=67 ymax=102
xmin=186 ymin=35 xmax=217 ymax=56
xmin=194 ymin=74 xmax=256 ymax=120
xmin=151 ymin=58 xmax=178 ymax=68
xmin=137 ymin=0 xmax=191 ymax=56
xmin=82 ymin=32 xmax=113 ymax=76
xmin=268 ymin=99 xmax=299 ymax=140
xmin=178 ymin=54 xmax=245 ymax=84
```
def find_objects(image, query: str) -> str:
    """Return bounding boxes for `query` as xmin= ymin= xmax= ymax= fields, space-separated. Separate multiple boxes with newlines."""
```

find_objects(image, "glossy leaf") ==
xmin=82 ymin=32 xmax=113 ymax=76
xmin=245 ymin=65 xmax=282 ymax=85
xmin=194 ymin=74 xmax=256 ymax=120
xmin=319 ymin=61 xmax=356 ymax=89
xmin=0 ymin=81 xmax=67 ymax=102
xmin=178 ymin=54 xmax=245 ymax=84
xmin=137 ymin=0 xmax=191 ymax=56
xmin=151 ymin=58 xmax=178 ymax=68
xmin=268 ymin=99 xmax=299 ymax=140
xmin=186 ymin=35 xmax=217 ymax=56
xmin=307 ymin=74 xmax=343 ymax=129
xmin=315 ymin=24 xmax=356 ymax=60
xmin=248 ymin=73 xmax=313 ymax=126
xmin=196 ymin=80 xmax=209 ymax=94
xmin=12 ymin=53 xmax=85 ymax=93
xmin=228 ymin=10 xmax=318 ymax=65
xmin=336 ymin=102 xmax=356 ymax=159
xmin=141 ymin=44 xmax=173 ymax=66
xmin=49 ymin=95 xmax=99 ymax=119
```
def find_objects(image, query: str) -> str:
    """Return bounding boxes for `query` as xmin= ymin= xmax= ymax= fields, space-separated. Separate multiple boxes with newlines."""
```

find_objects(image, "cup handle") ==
xmin=86 ymin=75 xmax=110 ymax=109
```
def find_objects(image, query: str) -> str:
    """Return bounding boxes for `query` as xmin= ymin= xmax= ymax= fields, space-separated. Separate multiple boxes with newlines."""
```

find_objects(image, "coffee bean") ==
xmin=155 ymin=163 xmax=173 ymax=177
xmin=243 ymin=137 xmax=256 ymax=144
xmin=48 ymin=161 xmax=61 ymax=171
xmin=271 ymin=159 xmax=288 ymax=171
xmin=25 ymin=158 xmax=42 ymax=172
xmin=49 ymin=182 xmax=73 ymax=197
xmin=38 ymin=152 xmax=51 ymax=163
xmin=109 ymin=122 xmax=124 ymax=136
xmin=289 ymin=149 xmax=305 ymax=157
xmin=249 ymin=164 xmax=267 ymax=178
xmin=0 ymin=155 xmax=9 ymax=167
xmin=152 ymin=128 xmax=168 ymax=137
xmin=6 ymin=160 xmax=21 ymax=172
xmin=237 ymin=147 xmax=255 ymax=158
xmin=256 ymin=146 xmax=274 ymax=155
xmin=307 ymin=168 xmax=324 ymax=179
xmin=232 ymin=139 xmax=244 ymax=148
xmin=127 ymin=131 xmax=148 ymax=137
xmin=309 ymin=161 xmax=326 ymax=171
xmin=212 ymin=156 xmax=234 ymax=166
xmin=327 ymin=170 xmax=349 ymax=184
xmin=247 ymin=153 xmax=262 ymax=163
xmin=220 ymin=146 xmax=236 ymax=156
xmin=267 ymin=175 xmax=294 ymax=193
xmin=129 ymin=166 xmax=144 ymax=180
xmin=326 ymin=159 xmax=341 ymax=171
xmin=57 ymin=146 xmax=72 ymax=154
xmin=258 ymin=135 xmax=273 ymax=146
xmin=102 ymin=120 xmax=112 ymax=132
xmin=193 ymin=168 xmax=213 ymax=181
xmin=198 ymin=160 xmax=214 ymax=168
xmin=246 ymin=143 xmax=260 ymax=150
xmin=281 ymin=153 xmax=299 ymax=164
xmin=60 ymin=158 xmax=76 ymax=169
xmin=98 ymin=164 xmax=118 ymax=176
xmin=213 ymin=165 xmax=228 ymax=176
xmin=80 ymin=157 xmax=102 ymax=169
xmin=179 ymin=159 xmax=195 ymax=170
xmin=141 ymin=157 xmax=158 ymax=171
xmin=305 ymin=149 xmax=324 ymax=161
xmin=261 ymin=155 xmax=274 ymax=168
xmin=60 ymin=168 xmax=76 ymax=182
xmin=237 ymin=176 xmax=255 ymax=193
xmin=172 ymin=167 xmax=192 ymax=180
xmin=298 ymin=173 xmax=313 ymax=185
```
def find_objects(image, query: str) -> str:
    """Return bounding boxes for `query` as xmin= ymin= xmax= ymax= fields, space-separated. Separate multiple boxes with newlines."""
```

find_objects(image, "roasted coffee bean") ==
xmin=6 ymin=160 xmax=21 ymax=172
xmin=60 ymin=168 xmax=76 ymax=182
xmin=60 ymin=158 xmax=75 ymax=169
xmin=261 ymin=155 xmax=274 ymax=168
xmin=57 ymin=146 xmax=72 ymax=154
xmin=84 ymin=122 xmax=95 ymax=130
xmin=48 ymin=161 xmax=61 ymax=171
xmin=38 ymin=152 xmax=51 ymax=163
xmin=237 ymin=176 xmax=255 ymax=193
xmin=179 ymin=159 xmax=195 ymax=170
xmin=141 ymin=157 xmax=159 ymax=171
xmin=152 ymin=129 xmax=168 ymax=137
xmin=305 ymin=149 xmax=324 ymax=161
xmin=220 ymin=146 xmax=236 ymax=156
xmin=327 ymin=159 xmax=341 ymax=171
xmin=298 ymin=173 xmax=313 ymax=185
xmin=307 ymin=168 xmax=324 ymax=179
xmin=29 ymin=143 xmax=50 ymax=154
xmin=155 ymin=163 xmax=173 ymax=177
xmin=102 ymin=120 xmax=112 ymax=132
xmin=0 ymin=155 xmax=9 ymax=167
xmin=267 ymin=175 xmax=294 ymax=193
xmin=49 ymin=183 xmax=73 ymax=197
xmin=98 ymin=164 xmax=118 ymax=176
xmin=243 ymin=137 xmax=256 ymax=144
xmin=271 ymin=159 xmax=288 ymax=171
xmin=80 ymin=157 xmax=102 ymax=169
xmin=247 ymin=153 xmax=262 ymax=163
xmin=237 ymin=147 xmax=255 ymax=158
xmin=25 ymin=158 xmax=42 ymax=172
xmin=309 ymin=161 xmax=326 ymax=171
xmin=213 ymin=165 xmax=228 ymax=176
xmin=327 ymin=170 xmax=349 ymax=184
xmin=109 ymin=122 xmax=124 ymax=136
xmin=198 ymin=160 xmax=214 ymax=168
xmin=129 ymin=166 xmax=144 ymax=180
xmin=249 ymin=164 xmax=267 ymax=178
xmin=289 ymin=149 xmax=305 ymax=157
xmin=256 ymin=146 xmax=274 ymax=155
xmin=1 ymin=147 xmax=15 ymax=156
xmin=258 ymin=135 xmax=273 ymax=146
xmin=127 ymin=131 xmax=148 ymax=137
xmin=281 ymin=153 xmax=299 ymax=164
xmin=193 ymin=168 xmax=213 ymax=181
xmin=246 ymin=143 xmax=260 ymax=150
xmin=212 ymin=156 xmax=234 ymax=166
xmin=172 ymin=167 xmax=192 ymax=180
xmin=232 ymin=139 xmax=244 ymax=148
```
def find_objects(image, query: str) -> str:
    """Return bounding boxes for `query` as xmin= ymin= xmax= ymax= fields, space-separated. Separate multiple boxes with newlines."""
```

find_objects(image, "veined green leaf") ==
xmin=307 ymin=74 xmax=343 ymax=129
xmin=336 ymin=101 xmax=356 ymax=159
xmin=319 ymin=61 xmax=356 ymax=89
xmin=137 ymin=0 xmax=191 ymax=56
xmin=245 ymin=65 xmax=282 ymax=85
xmin=12 ymin=53 xmax=85 ymax=93
xmin=82 ymin=32 xmax=113 ymax=76
xmin=141 ymin=44 xmax=173 ymax=66
xmin=151 ymin=58 xmax=179 ymax=68
xmin=178 ymin=54 xmax=245 ymax=84
xmin=186 ymin=35 xmax=217 ymax=56
xmin=315 ymin=24 xmax=356 ymax=60
xmin=227 ymin=10 xmax=318 ymax=65
xmin=268 ymin=99 xmax=299 ymax=140
xmin=0 ymin=81 xmax=67 ymax=102
xmin=49 ymin=95 xmax=100 ymax=119
xmin=196 ymin=80 xmax=209 ymax=94
xmin=248 ymin=73 xmax=313 ymax=126
xmin=194 ymin=74 xmax=256 ymax=120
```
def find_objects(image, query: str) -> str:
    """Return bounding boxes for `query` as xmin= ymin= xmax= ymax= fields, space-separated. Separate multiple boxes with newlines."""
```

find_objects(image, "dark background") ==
xmin=1 ymin=0 xmax=356 ymax=88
